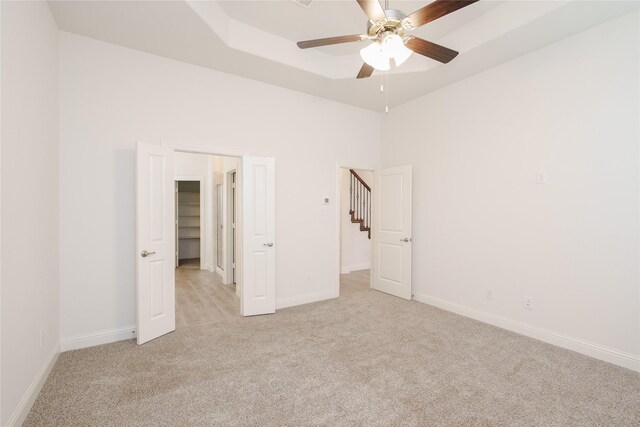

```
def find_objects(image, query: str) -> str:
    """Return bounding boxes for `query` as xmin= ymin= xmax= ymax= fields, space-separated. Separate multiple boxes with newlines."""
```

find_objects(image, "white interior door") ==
xmin=372 ymin=165 xmax=412 ymax=300
xmin=242 ymin=156 xmax=276 ymax=316
xmin=136 ymin=141 xmax=176 ymax=344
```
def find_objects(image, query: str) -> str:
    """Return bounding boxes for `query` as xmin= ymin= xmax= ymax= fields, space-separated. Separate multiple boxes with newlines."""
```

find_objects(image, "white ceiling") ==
xmin=218 ymin=0 xmax=504 ymax=56
xmin=48 ymin=0 xmax=639 ymax=112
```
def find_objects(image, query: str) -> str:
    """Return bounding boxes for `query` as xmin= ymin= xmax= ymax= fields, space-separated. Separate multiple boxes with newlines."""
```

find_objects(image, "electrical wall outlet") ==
xmin=524 ymin=296 xmax=534 ymax=310
xmin=536 ymin=170 xmax=548 ymax=184
xmin=485 ymin=288 xmax=494 ymax=299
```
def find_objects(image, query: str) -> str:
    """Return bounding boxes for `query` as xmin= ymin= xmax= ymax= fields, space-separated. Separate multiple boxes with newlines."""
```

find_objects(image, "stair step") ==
xmin=348 ymin=169 xmax=371 ymax=238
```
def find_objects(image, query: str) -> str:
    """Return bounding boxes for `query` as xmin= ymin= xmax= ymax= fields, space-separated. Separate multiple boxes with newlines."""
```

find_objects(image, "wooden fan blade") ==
xmin=406 ymin=37 xmax=458 ymax=63
xmin=357 ymin=0 xmax=386 ymax=22
xmin=297 ymin=34 xmax=365 ymax=49
xmin=407 ymin=0 xmax=479 ymax=29
xmin=356 ymin=63 xmax=374 ymax=79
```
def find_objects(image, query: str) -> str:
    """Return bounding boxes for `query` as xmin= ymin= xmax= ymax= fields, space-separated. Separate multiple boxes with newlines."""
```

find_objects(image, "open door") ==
xmin=136 ymin=141 xmax=176 ymax=344
xmin=241 ymin=156 xmax=276 ymax=316
xmin=372 ymin=165 xmax=412 ymax=300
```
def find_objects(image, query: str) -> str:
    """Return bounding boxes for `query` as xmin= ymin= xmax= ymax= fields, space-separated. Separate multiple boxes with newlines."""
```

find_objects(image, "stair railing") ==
xmin=349 ymin=169 xmax=371 ymax=239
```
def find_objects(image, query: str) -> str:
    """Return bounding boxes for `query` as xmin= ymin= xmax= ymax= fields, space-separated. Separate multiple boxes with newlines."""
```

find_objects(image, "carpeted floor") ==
xmin=25 ymin=270 xmax=640 ymax=426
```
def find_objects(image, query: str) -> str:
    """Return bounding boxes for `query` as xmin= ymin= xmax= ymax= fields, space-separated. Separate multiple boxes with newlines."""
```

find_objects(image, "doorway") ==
xmin=175 ymin=180 xmax=202 ymax=268
xmin=136 ymin=142 xmax=277 ymax=344
xmin=336 ymin=165 xmax=414 ymax=302
xmin=338 ymin=167 xmax=374 ymax=296
xmin=174 ymin=153 xmax=241 ymax=328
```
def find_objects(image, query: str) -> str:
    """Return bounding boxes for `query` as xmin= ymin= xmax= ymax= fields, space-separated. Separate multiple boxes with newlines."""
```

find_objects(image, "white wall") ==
xmin=58 ymin=32 xmax=380 ymax=343
xmin=174 ymin=151 xmax=214 ymax=268
xmin=382 ymin=11 xmax=640 ymax=369
xmin=340 ymin=168 xmax=373 ymax=273
xmin=1 ymin=1 xmax=60 ymax=425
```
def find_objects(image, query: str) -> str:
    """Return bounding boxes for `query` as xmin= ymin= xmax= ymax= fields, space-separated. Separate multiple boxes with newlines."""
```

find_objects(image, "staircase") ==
xmin=349 ymin=169 xmax=371 ymax=239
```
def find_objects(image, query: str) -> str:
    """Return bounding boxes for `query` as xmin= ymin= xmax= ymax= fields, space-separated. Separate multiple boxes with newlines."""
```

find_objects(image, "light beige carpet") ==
xmin=25 ymin=272 xmax=640 ymax=426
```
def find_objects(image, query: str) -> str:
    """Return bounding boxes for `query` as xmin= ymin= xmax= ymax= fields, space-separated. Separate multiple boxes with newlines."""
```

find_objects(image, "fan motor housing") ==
xmin=367 ymin=9 xmax=408 ymax=39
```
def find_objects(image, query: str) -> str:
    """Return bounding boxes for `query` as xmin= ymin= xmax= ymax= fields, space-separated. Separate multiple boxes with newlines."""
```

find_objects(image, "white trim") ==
xmin=226 ymin=169 xmax=237 ymax=287
xmin=276 ymin=290 xmax=339 ymax=310
xmin=6 ymin=343 xmax=60 ymax=427
xmin=340 ymin=263 xmax=371 ymax=274
xmin=60 ymin=325 xmax=136 ymax=352
xmin=161 ymin=141 xmax=244 ymax=159
xmin=413 ymin=293 xmax=640 ymax=372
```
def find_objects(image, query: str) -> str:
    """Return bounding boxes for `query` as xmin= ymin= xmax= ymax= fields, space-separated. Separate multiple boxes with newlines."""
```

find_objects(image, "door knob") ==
xmin=400 ymin=237 xmax=411 ymax=242
xmin=263 ymin=242 xmax=274 ymax=247
xmin=141 ymin=250 xmax=156 ymax=257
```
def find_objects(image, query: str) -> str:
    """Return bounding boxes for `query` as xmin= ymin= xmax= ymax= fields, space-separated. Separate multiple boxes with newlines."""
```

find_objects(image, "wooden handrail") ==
xmin=349 ymin=169 xmax=371 ymax=191
xmin=348 ymin=169 xmax=372 ymax=239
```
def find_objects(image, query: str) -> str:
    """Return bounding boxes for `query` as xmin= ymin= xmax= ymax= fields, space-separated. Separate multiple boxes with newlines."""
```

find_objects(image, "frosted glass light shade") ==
xmin=382 ymin=34 xmax=413 ymax=66
xmin=360 ymin=42 xmax=390 ymax=71
xmin=392 ymin=44 xmax=413 ymax=66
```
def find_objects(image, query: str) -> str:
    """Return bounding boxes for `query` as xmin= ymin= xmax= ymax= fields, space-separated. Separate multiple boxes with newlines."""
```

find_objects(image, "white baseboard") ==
xmin=215 ymin=266 xmax=224 ymax=276
xmin=276 ymin=290 xmax=339 ymax=310
xmin=340 ymin=263 xmax=370 ymax=274
xmin=413 ymin=293 xmax=640 ymax=373
xmin=61 ymin=325 xmax=136 ymax=352
xmin=6 ymin=343 xmax=60 ymax=427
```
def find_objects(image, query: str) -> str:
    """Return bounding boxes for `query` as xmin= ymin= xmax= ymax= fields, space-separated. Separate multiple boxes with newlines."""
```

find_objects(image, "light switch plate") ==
xmin=536 ymin=170 xmax=547 ymax=184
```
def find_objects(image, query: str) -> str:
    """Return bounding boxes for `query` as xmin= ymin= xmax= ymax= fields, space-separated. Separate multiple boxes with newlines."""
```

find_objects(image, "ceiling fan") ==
xmin=296 ymin=0 xmax=479 ymax=79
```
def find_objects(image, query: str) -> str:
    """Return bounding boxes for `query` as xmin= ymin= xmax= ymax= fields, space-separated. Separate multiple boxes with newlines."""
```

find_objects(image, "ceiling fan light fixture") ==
xmin=296 ymin=0 xmax=478 ymax=79
xmin=360 ymin=42 xmax=390 ymax=71
xmin=382 ymin=34 xmax=413 ymax=67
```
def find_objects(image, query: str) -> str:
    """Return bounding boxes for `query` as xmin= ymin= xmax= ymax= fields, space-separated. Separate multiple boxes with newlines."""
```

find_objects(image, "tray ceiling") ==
xmin=49 ymin=0 xmax=639 ymax=112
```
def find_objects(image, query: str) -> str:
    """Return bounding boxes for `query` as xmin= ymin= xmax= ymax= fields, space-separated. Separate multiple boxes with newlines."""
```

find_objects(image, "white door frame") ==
xmin=334 ymin=162 xmax=377 ymax=297
xmin=226 ymin=169 xmax=238 ymax=289
xmin=215 ymin=182 xmax=224 ymax=274
xmin=175 ymin=175 xmax=205 ymax=270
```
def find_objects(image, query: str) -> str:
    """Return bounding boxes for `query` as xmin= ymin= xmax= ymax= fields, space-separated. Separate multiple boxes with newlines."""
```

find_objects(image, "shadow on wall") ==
xmin=113 ymin=148 xmax=136 ymax=325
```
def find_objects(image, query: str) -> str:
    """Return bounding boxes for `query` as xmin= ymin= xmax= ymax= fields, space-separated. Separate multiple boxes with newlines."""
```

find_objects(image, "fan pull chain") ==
xmin=385 ymin=71 xmax=389 ymax=114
